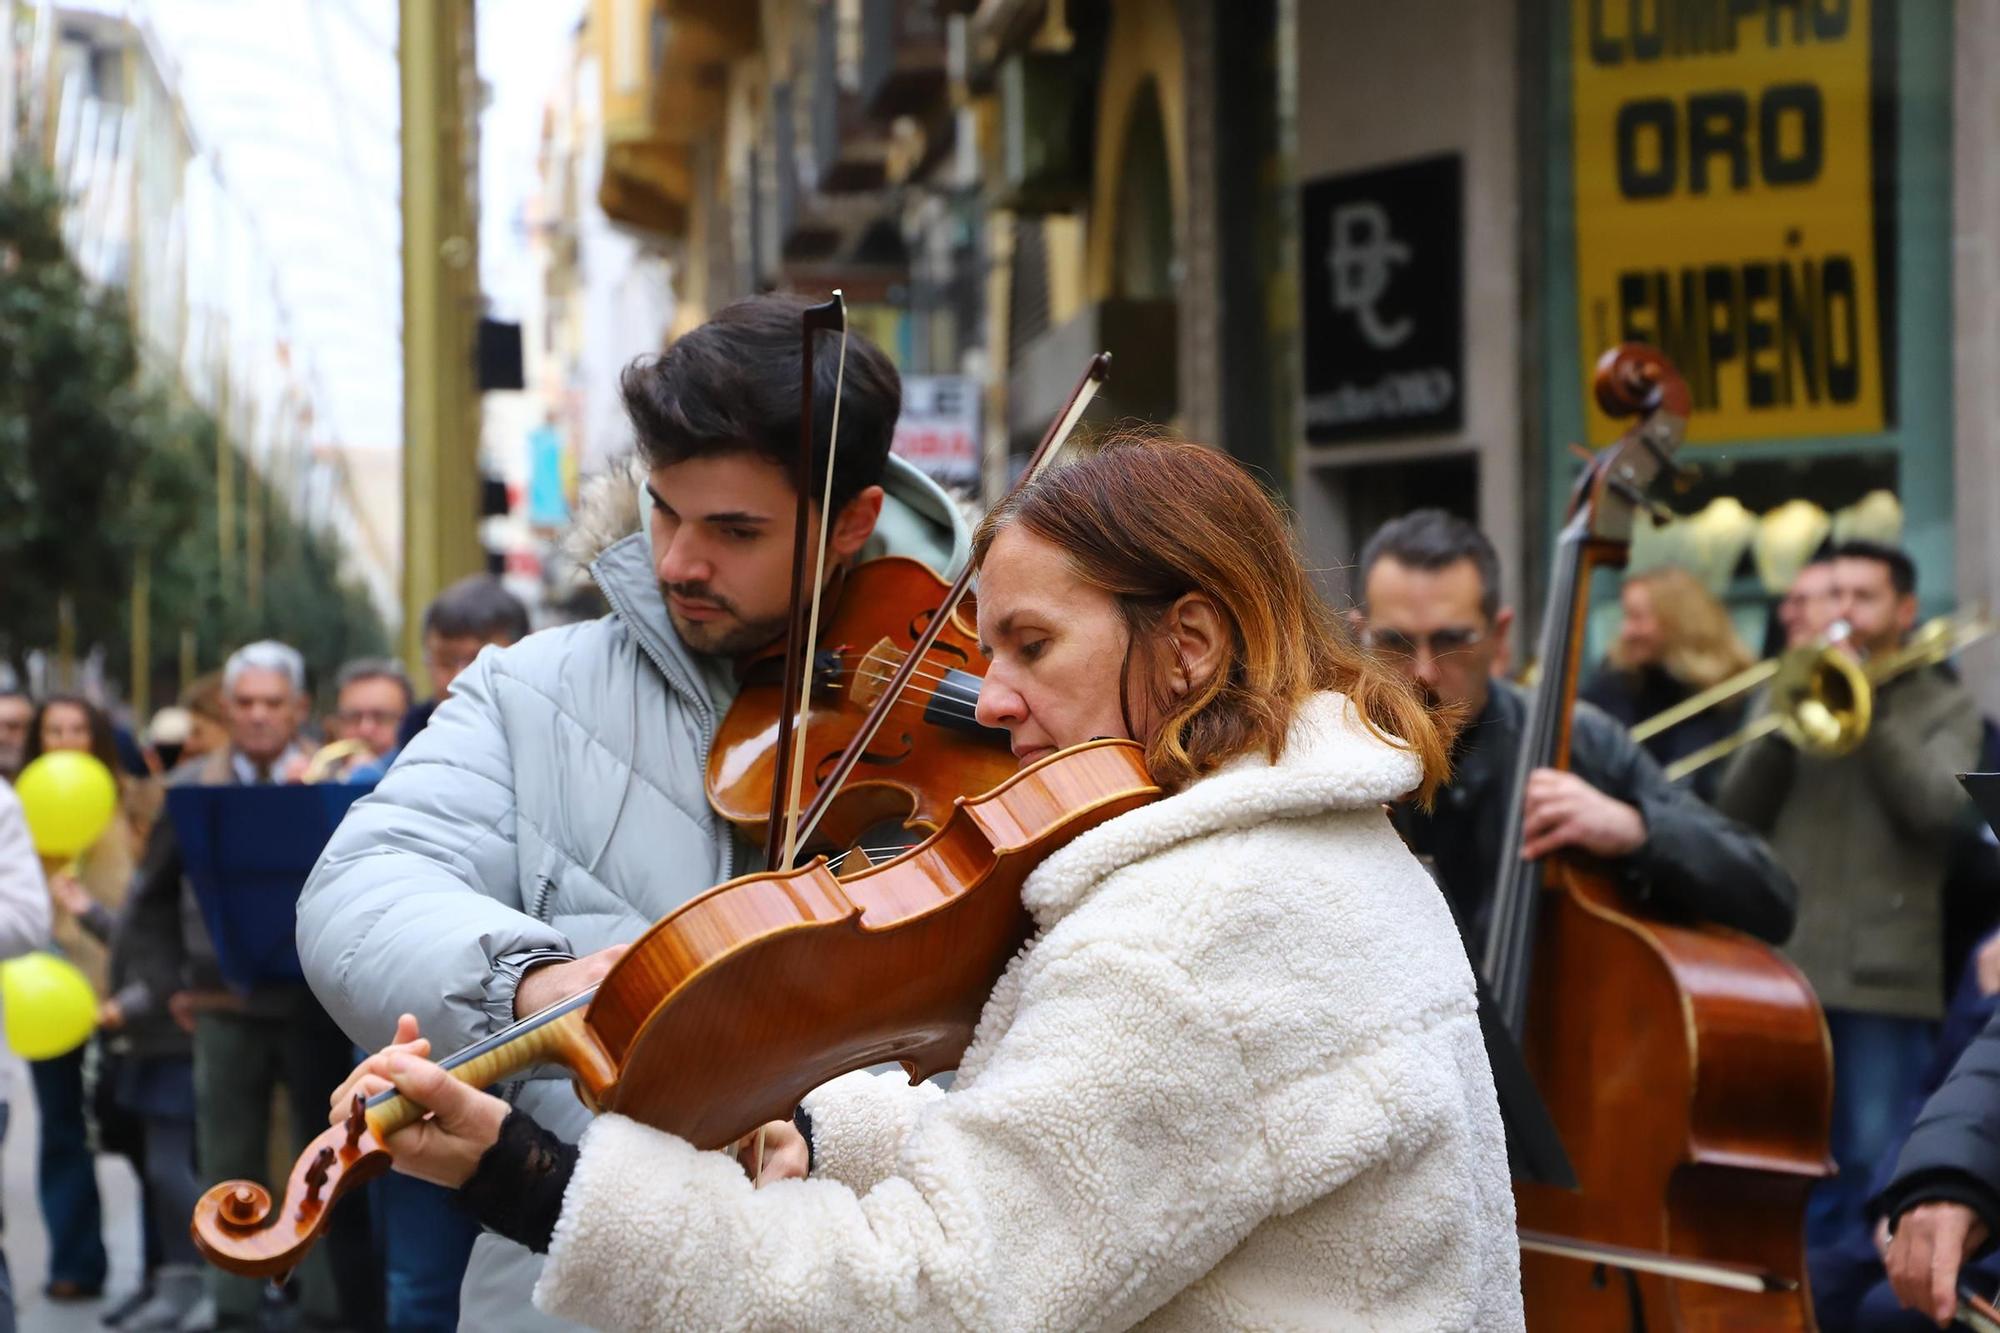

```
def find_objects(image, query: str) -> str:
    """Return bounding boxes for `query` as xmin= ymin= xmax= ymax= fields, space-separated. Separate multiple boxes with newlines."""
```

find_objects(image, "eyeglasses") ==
xmin=1363 ymin=627 xmax=1487 ymax=660
xmin=337 ymin=708 xmax=404 ymax=729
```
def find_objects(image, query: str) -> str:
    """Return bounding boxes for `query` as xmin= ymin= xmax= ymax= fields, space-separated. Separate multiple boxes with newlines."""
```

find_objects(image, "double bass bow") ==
xmin=192 ymin=296 xmax=1148 ymax=1280
xmin=1492 ymin=344 xmax=1833 ymax=1328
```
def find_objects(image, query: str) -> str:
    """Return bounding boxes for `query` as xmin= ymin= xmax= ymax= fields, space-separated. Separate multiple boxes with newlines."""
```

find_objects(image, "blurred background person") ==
xmin=1718 ymin=541 xmax=1985 ymax=1275
xmin=1779 ymin=556 xmax=1840 ymax=652
xmin=1581 ymin=565 xmax=1755 ymax=801
xmin=176 ymin=675 xmax=230 ymax=773
xmin=126 ymin=640 xmax=376 ymax=1329
xmin=333 ymin=658 xmax=412 ymax=759
xmin=0 ymin=692 xmax=31 ymax=784
xmin=0 ymin=773 xmax=55 ymax=1332
xmin=415 ymin=574 xmax=530 ymax=721
xmin=348 ymin=576 xmax=528 ymax=787
xmin=143 ymin=707 xmax=192 ymax=776
xmin=18 ymin=694 xmax=134 ymax=1303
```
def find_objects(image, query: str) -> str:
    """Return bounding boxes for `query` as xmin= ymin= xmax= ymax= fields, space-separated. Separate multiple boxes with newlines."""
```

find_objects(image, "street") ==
xmin=2 ymin=1057 xmax=145 ymax=1332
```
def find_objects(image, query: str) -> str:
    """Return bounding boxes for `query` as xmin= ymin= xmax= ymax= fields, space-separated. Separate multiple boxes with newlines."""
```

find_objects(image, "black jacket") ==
xmin=1580 ymin=663 xmax=1745 ymax=804
xmin=1877 ymin=1002 xmax=2000 ymax=1236
xmin=1392 ymin=682 xmax=1797 ymax=952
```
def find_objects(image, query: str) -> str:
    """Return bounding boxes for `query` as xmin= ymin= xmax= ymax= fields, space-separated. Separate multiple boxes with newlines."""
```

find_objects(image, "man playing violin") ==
xmin=295 ymin=294 xmax=969 ymax=1331
xmin=1355 ymin=508 xmax=1797 ymax=951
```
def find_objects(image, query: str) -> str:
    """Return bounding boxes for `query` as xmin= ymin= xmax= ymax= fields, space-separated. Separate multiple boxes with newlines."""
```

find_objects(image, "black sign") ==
xmin=1300 ymin=154 xmax=1463 ymax=442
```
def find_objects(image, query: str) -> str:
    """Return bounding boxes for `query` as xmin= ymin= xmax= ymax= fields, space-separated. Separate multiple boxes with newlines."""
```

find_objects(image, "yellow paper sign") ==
xmin=1573 ymin=0 xmax=1886 ymax=444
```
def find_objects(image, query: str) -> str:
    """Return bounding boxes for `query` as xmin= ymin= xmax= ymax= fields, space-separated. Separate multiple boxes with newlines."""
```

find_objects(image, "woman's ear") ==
xmin=1164 ymin=592 xmax=1228 ymax=696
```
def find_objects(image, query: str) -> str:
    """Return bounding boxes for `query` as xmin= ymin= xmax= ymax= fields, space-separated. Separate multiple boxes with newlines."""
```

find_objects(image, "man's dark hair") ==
xmin=334 ymin=657 xmax=414 ymax=708
xmin=619 ymin=293 xmax=902 ymax=515
xmin=1829 ymin=539 xmax=1917 ymax=597
xmin=423 ymin=574 xmax=531 ymax=643
xmin=1357 ymin=508 xmax=1502 ymax=622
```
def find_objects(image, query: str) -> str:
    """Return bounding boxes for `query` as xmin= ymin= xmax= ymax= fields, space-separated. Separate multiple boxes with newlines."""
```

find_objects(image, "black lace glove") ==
xmin=457 ymin=1108 xmax=578 ymax=1254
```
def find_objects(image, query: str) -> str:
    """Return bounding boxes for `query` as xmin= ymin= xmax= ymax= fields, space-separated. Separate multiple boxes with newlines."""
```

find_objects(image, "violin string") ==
xmin=845 ymin=664 xmax=974 ymax=699
xmin=819 ymin=681 xmax=982 ymax=725
xmin=817 ymin=665 xmax=980 ymax=713
xmin=825 ymin=844 xmax=920 ymax=874
xmin=827 ymin=660 xmax=963 ymax=691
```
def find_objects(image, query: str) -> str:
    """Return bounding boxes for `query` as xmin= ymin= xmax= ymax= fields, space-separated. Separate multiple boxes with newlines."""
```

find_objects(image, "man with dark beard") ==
xmin=1354 ymin=509 xmax=1795 ymax=955
xmin=295 ymin=294 xmax=970 ymax=1332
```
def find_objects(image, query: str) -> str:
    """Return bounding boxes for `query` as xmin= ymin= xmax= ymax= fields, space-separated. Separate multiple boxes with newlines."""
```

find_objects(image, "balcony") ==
xmin=811 ymin=0 xmax=891 ymax=193
xmin=860 ymin=0 xmax=948 ymax=121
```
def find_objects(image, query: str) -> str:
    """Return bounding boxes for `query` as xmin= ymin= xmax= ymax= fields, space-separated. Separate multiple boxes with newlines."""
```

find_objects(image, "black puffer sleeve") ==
xmin=1877 ymin=1006 xmax=2000 ymax=1240
xmin=1569 ymin=702 xmax=1798 ymax=944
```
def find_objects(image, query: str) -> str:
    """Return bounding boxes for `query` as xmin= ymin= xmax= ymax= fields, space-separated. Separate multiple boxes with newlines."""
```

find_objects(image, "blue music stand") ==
xmin=167 ymin=784 xmax=373 ymax=992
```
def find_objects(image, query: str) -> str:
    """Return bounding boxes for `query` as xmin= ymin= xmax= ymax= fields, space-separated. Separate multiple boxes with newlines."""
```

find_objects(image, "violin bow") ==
xmin=767 ymin=293 xmax=850 ymax=873
xmin=787 ymin=352 xmax=1110 ymax=856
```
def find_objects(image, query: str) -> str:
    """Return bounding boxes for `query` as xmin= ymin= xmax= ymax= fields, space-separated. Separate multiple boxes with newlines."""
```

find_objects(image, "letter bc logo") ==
xmin=1329 ymin=201 xmax=1414 ymax=350
xmin=1300 ymin=153 xmax=1463 ymax=443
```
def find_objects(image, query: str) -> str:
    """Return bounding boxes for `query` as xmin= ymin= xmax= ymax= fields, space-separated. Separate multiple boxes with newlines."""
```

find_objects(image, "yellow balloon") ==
xmin=0 ymin=953 xmax=96 ymax=1060
xmin=14 ymin=752 xmax=118 ymax=859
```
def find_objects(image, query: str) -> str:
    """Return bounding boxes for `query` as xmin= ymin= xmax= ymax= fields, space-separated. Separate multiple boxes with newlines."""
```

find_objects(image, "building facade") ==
xmin=533 ymin=0 xmax=1999 ymax=707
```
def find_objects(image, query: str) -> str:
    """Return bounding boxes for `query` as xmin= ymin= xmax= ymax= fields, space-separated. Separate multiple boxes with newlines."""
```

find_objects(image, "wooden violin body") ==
xmin=193 ymin=738 xmax=1159 ymax=1277
xmin=708 ymin=556 xmax=1017 ymax=855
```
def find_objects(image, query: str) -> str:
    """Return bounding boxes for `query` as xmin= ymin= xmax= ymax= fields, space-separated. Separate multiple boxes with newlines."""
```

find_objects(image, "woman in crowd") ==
xmin=20 ymin=694 xmax=133 ymax=1301
xmin=334 ymin=436 xmax=1523 ymax=1331
xmin=1581 ymin=564 xmax=1755 ymax=800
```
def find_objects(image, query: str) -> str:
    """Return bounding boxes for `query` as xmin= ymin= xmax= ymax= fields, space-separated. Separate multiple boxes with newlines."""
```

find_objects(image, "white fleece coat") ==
xmin=535 ymin=693 xmax=1523 ymax=1331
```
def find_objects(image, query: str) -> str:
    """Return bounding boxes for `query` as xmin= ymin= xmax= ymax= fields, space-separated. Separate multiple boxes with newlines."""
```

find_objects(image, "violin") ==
xmin=1489 ymin=345 xmax=1833 ymax=1328
xmin=193 ymin=296 xmax=1136 ymax=1281
xmin=706 ymin=556 xmax=1019 ymax=860
xmin=192 ymin=738 xmax=1158 ymax=1277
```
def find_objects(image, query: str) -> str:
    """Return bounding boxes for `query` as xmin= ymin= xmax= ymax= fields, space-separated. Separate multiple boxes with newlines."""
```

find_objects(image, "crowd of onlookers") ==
xmin=0 ymin=574 xmax=528 ymax=1333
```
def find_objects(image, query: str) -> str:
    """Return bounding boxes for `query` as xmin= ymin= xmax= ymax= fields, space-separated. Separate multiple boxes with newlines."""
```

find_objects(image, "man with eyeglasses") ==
xmin=330 ymin=657 xmax=414 ymax=765
xmin=1355 ymin=508 xmax=1795 ymax=955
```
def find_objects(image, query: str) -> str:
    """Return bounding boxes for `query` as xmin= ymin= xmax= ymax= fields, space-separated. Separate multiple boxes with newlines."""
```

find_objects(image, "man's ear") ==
xmin=1165 ymin=592 xmax=1229 ymax=696
xmin=1896 ymin=593 xmax=1919 ymax=636
xmin=828 ymin=485 xmax=885 ymax=560
xmin=1489 ymin=607 xmax=1516 ymax=679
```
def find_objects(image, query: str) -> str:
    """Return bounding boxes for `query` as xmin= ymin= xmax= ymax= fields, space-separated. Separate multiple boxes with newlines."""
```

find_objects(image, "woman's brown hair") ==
xmin=23 ymin=693 xmax=124 ymax=781
xmin=971 ymin=435 xmax=1452 ymax=801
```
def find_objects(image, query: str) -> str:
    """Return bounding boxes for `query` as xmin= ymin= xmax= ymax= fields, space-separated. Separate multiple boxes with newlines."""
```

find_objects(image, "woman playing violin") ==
xmin=334 ymin=437 xmax=1523 ymax=1331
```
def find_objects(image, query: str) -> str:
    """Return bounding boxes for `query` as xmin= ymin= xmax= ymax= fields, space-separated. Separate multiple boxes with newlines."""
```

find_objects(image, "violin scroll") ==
xmin=192 ymin=1093 xmax=393 ymax=1279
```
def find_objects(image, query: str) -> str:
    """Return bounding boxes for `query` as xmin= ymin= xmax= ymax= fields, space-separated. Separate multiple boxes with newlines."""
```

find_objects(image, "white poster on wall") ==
xmin=893 ymin=375 xmax=980 ymax=488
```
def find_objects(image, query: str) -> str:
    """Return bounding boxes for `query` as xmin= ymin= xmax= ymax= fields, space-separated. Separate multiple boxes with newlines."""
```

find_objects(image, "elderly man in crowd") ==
xmin=126 ymin=641 xmax=376 ymax=1331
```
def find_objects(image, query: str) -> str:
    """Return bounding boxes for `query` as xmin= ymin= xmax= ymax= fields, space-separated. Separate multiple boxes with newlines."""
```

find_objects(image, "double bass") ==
xmin=190 ymin=297 xmax=1152 ymax=1278
xmin=1493 ymin=345 xmax=1834 ymax=1328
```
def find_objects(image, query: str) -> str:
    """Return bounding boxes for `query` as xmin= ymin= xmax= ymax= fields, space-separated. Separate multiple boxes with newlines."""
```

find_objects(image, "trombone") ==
xmin=1632 ymin=611 xmax=1995 ymax=783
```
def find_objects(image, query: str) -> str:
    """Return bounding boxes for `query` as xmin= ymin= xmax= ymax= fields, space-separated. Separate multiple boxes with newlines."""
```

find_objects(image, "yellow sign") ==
xmin=1573 ymin=0 xmax=1887 ymax=444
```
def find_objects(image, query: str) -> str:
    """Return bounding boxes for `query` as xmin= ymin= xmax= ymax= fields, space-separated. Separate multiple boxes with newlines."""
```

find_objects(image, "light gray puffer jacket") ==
xmin=297 ymin=456 xmax=969 ymax=1332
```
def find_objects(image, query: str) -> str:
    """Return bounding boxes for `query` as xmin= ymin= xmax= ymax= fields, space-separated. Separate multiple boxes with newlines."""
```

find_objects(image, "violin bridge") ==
xmin=849 ymin=637 xmax=902 ymax=710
